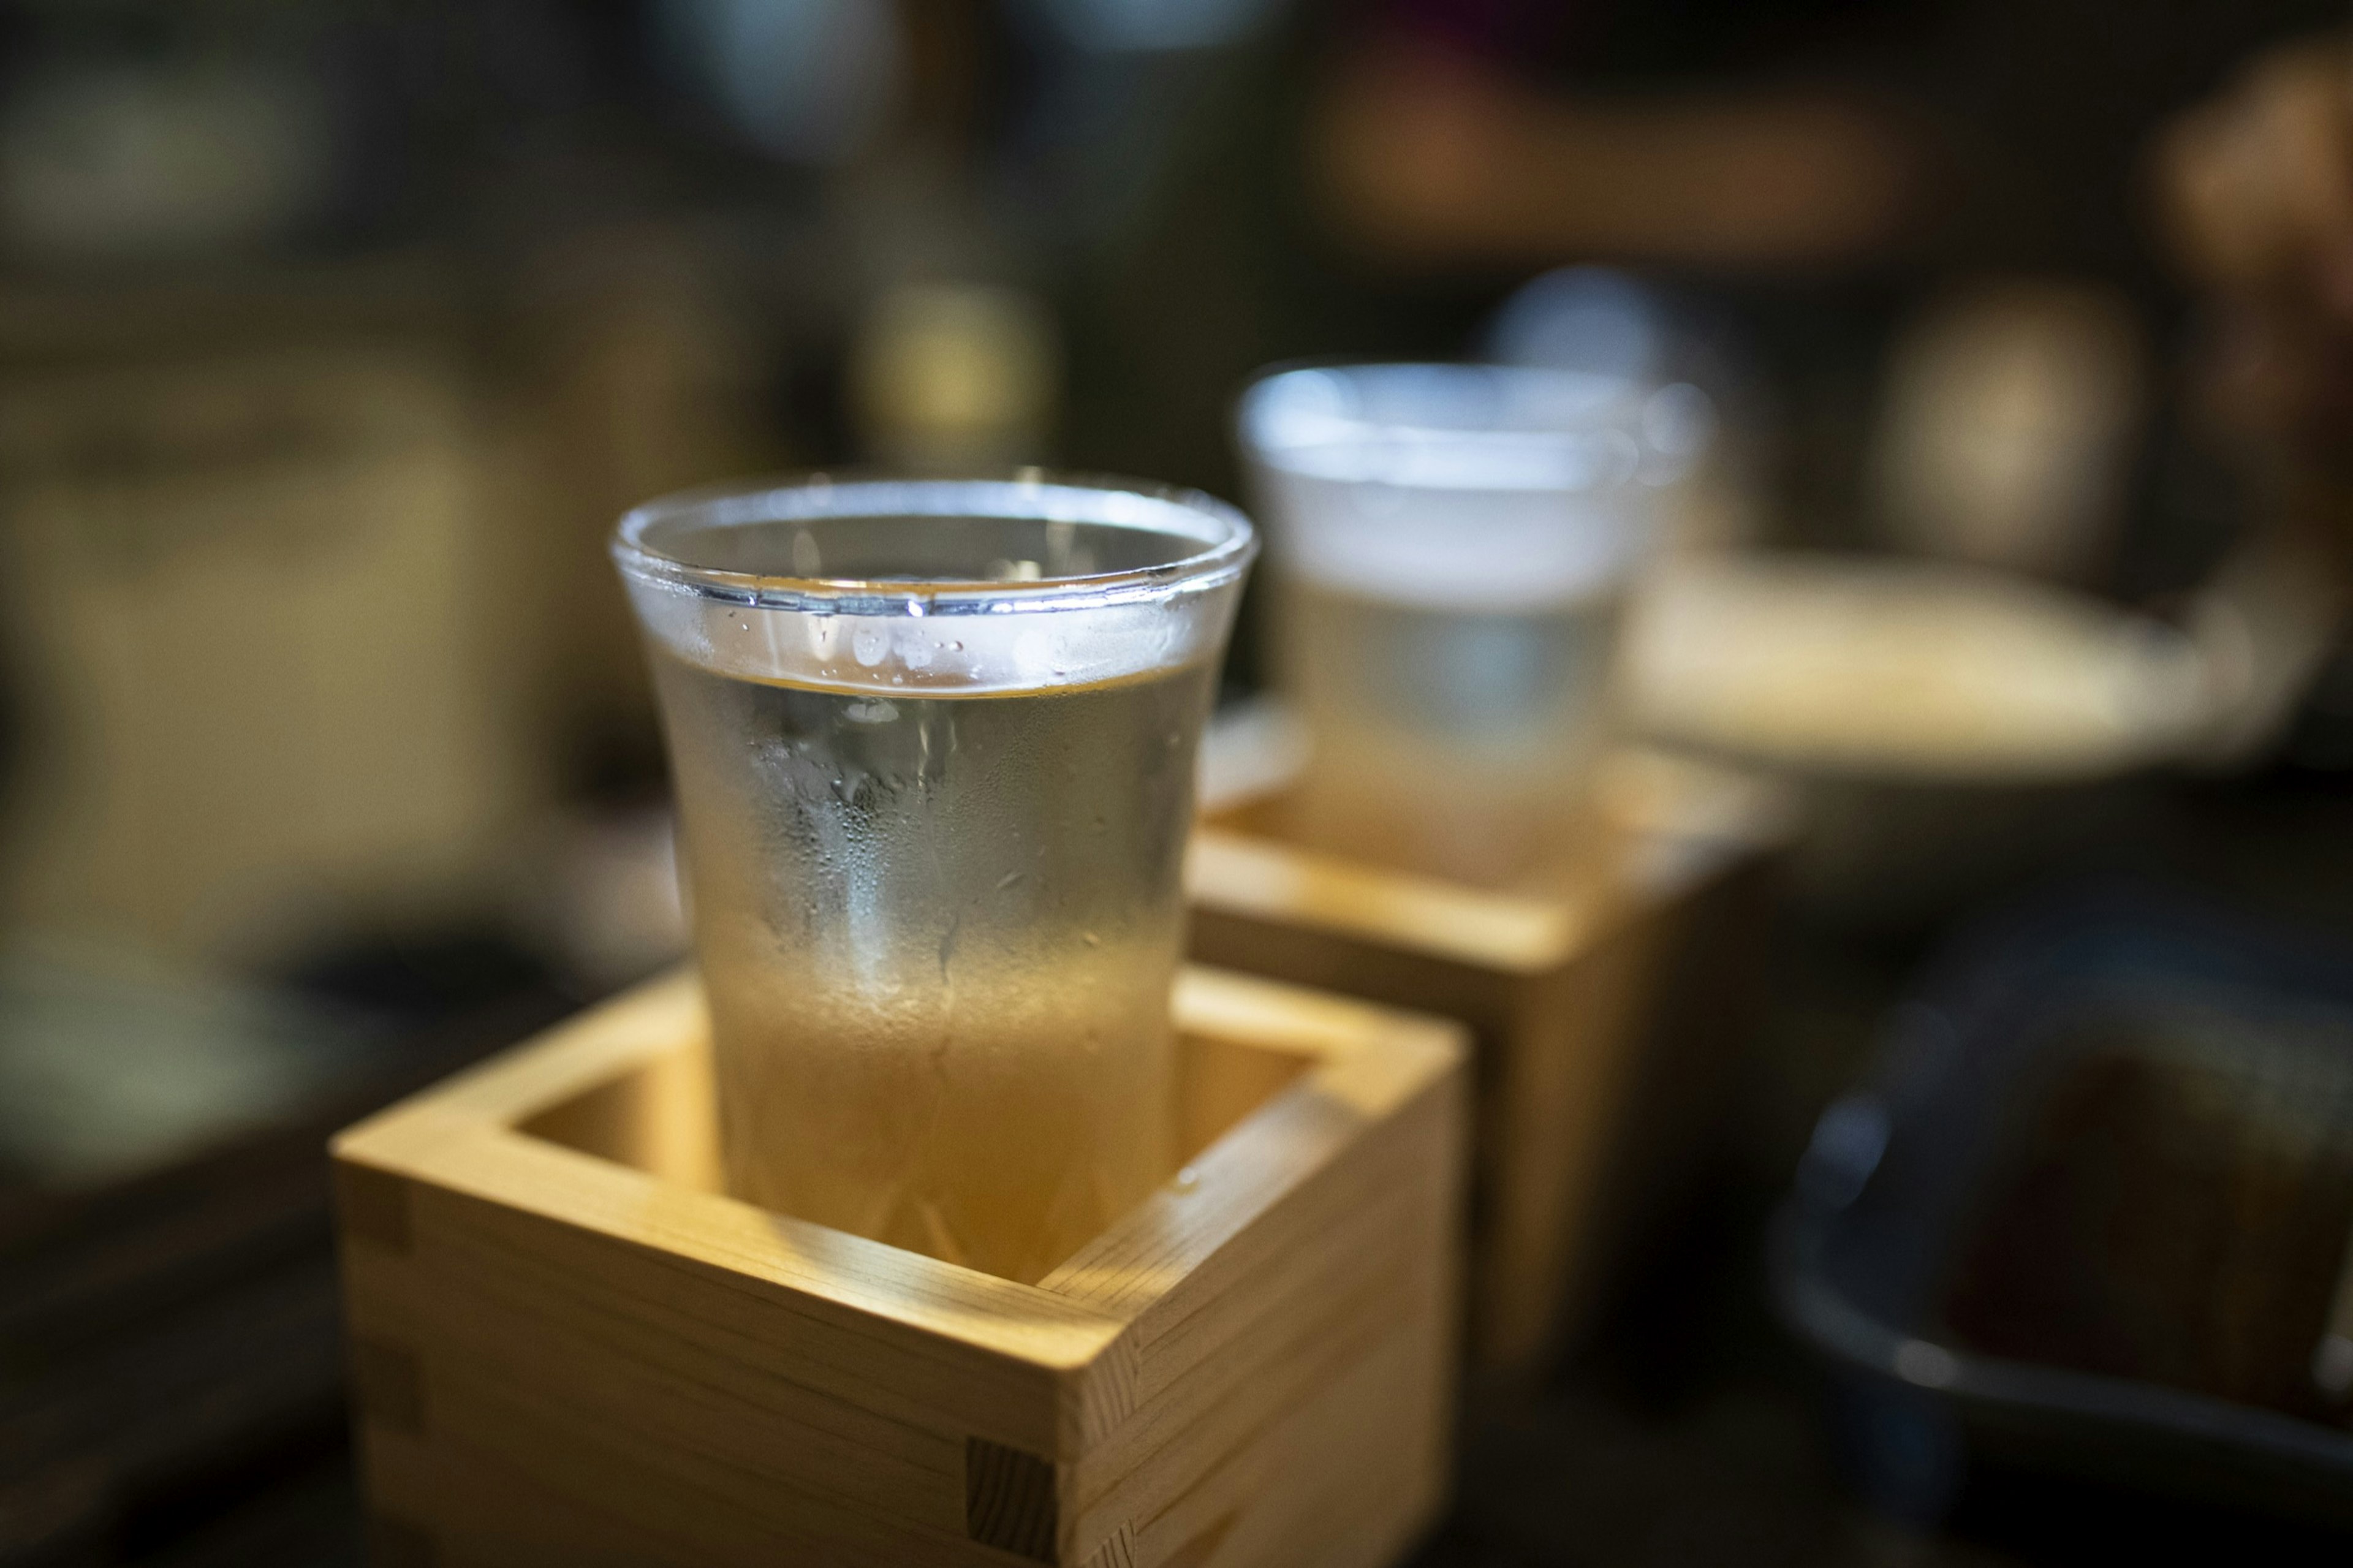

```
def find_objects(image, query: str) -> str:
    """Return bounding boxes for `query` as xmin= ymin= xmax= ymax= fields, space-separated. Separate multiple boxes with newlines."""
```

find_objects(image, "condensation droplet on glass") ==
xmin=852 ymin=624 xmax=887 ymax=667
xmin=844 ymin=699 xmax=897 ymax=724
xmin=1174 ymin=1167 xmax=1202 ymax=1194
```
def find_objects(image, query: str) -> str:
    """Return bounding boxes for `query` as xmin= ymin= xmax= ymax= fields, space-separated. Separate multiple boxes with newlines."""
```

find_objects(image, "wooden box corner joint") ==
xmin=333 ymin=966 xmax=1468 ymax=1567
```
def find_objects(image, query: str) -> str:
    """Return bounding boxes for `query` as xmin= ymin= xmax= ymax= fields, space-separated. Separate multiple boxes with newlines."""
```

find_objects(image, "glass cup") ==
xmin=1237 ymin=363 xmax=1669 ymax=888
xmin=613 ymin=474 xmax=1256 ymax=1283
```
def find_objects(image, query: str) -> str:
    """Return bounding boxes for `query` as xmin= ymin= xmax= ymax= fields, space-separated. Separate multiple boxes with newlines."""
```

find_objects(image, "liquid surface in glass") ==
xmin=650 ymin=513 xmax=1216 ymax=1283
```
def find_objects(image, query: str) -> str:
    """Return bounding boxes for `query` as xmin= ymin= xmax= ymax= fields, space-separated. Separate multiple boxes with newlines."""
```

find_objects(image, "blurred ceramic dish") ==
xmin=1622 ymin=545 xmax=2346 ymax=926
xmin=1624 ymin=553 xmax=2211 ymax=782
xmin=1774 ymin=890 xmax=2353 ymax=1528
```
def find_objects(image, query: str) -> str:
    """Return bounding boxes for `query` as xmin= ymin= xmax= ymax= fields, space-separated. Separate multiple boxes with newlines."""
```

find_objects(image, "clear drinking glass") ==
xmin=1237 ymin=363 xmax=1668 ymax=888
xmin=614 ymin=474 xmax=1256 ymax=1283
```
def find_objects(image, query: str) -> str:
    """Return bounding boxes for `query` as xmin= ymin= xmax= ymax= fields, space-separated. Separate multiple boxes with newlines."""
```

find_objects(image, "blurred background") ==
xmin=7 ymin=0 xmax=2353 ymax=1562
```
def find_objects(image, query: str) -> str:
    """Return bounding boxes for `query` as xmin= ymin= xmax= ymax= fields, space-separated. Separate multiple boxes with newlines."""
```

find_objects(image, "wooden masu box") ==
xmin=333 ymin=966 xmax=1468 ymax=1567
xmin=1188 ymin=750 xmax=1790 ymax=1384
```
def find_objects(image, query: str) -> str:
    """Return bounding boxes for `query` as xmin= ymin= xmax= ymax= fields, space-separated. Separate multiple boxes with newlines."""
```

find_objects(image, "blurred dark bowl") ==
xmin=1773 ymin=886 xmax=2353 ymax=1531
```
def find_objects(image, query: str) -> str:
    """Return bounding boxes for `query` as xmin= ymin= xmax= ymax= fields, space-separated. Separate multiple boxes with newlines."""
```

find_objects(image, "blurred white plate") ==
xmin=1624 ymin=555 xmax=2217 ymax=782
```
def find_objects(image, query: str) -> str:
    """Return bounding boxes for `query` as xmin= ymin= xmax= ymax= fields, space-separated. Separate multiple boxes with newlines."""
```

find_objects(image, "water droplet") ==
xmin=852 ymin=624 xmax=887 ymax=666
xmin=1174 ymin=1167 xmax=1201 ymax=1193
xmin=1080 ymin=931 xmax=1100 ymax=947
xmin=844 ymin=699 xmax=898 ymax=724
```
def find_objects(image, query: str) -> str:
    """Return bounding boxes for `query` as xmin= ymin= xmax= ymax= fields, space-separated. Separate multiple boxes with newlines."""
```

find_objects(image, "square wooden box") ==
xmin=333 ymin=966 xmax=1467 ymax=1567
xmin=1187 ymin=750 xmax=1790 ymax=1382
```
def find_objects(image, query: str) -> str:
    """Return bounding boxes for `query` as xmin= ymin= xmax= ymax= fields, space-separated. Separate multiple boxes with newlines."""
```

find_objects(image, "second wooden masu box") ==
xmin=1189 ymin=748 xmax=1791 ymax=1382
xmin=334 ymin=966 xmax=1469 ymax=1567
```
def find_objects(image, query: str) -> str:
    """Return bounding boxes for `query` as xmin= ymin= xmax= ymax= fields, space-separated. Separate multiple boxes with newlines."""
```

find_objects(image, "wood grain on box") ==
xmin=1188 ymin=751 xmax=1789 ymax=1382
xmin=333 ymin=967 xmax=1466 ymax=1567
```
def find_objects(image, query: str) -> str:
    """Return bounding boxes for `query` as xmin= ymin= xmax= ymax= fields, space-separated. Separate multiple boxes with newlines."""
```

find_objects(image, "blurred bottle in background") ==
xmin=651 ymin=0 xmax=905 ymax=167
xmin=0 ymin=50 xmax=336 ymax=263
xmin=0 ymin=319 xmax=532 ymax=969
xmin=1868 ymin=279 xmax=2150 ymax=585
xmin=851 ymin=279 xmax=1060 ymax=471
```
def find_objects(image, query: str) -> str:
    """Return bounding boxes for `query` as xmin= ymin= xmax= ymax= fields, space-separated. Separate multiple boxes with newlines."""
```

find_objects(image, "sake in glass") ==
xmin=614 ymin=475 xmax=1256 ymax=1282
xmin=1237 ymin=364 xmax=1662 ymax=888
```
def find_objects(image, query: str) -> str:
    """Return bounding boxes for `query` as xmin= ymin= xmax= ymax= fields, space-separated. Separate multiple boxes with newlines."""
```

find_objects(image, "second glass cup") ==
xmin=615 ymin=475 xmax=1255 ymax=1283
xmin=1238 ymin=363 xmax=1666 ymax=888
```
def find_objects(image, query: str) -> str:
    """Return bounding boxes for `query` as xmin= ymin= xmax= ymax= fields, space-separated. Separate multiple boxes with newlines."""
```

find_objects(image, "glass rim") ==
xmin=1234 ymin=358 xmax=1646 ymax=475
xmin=612 ymin=469 xmax=1258 ymax=616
